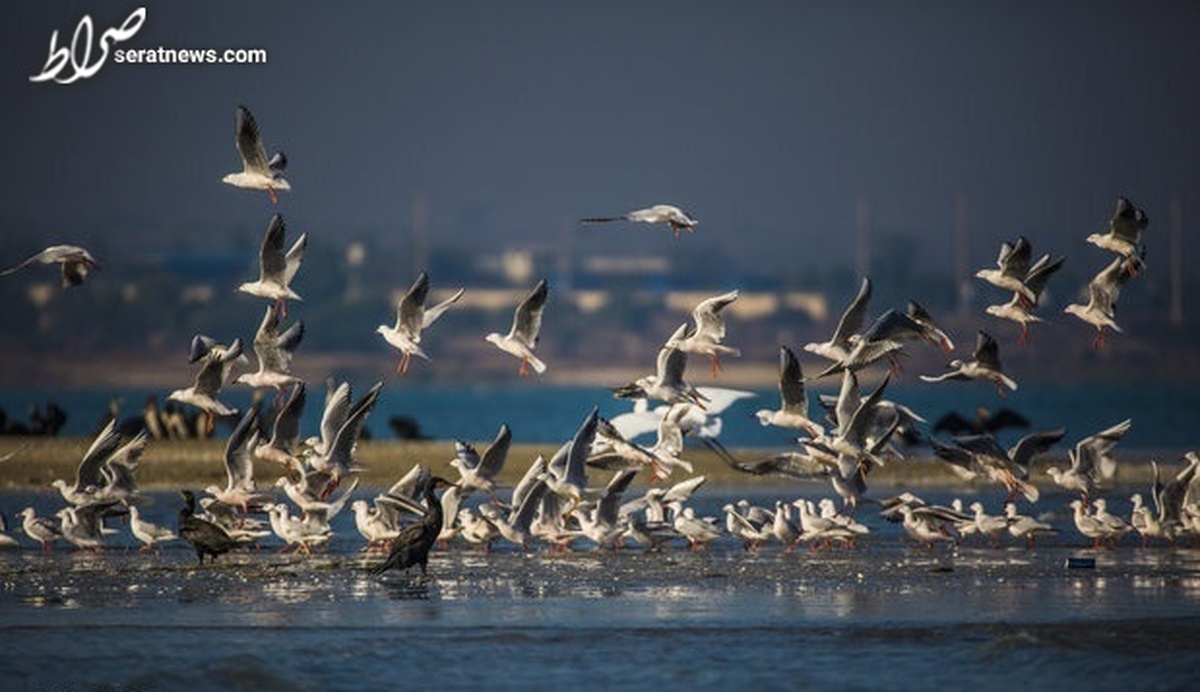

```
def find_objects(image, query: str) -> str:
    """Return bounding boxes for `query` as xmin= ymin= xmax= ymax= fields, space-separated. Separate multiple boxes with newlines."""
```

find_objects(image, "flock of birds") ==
xmin=2 ymin=105 xmax=1197 ymax=577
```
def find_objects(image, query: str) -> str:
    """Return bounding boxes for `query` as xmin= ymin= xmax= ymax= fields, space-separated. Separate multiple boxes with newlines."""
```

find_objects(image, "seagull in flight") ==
xmin=238 ymin=213 xmax=306 ymax=319
xmin=1086 ymin=196 xmax=1147 ymax=275
xmin=920 ymin=330 xmax=1018 ymax=396
xmin=486 ymin=279 xmax=549 ymax=376
xmin=377 ymin=271 xmax=465 ymax=374
xmin=581 ymin=204 xmax=697 ymax=238
xmin=1 ymin=245 xmax=100 ymax=287
xmin=222 ymin=105 xmax=290 ymax=204
xmin=1064 ymin=251 xmax=1142 ymax=349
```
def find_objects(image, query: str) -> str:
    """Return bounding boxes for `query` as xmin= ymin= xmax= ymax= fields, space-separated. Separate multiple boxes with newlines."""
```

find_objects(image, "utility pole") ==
xmin=1170 ymin=194 xmax=1183 ymax=326
xmin=954 ymin=190 xmax=971 ymax=316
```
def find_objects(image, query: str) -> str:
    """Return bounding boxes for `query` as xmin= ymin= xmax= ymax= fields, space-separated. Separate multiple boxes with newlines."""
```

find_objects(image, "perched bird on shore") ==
xmin=178 ymin=489 xmax=239 ymax=565
xmin=377 ymin=271 xmax=465 ymax=374
xmin=238 ymin=213 xmax=306 ymax=319
xmin=1003 ymin=503 xmax=1058 ymax=548
xmin=18 ymin=507 xmax=63 ymax=551
xmin=486 ymin=279 xmax=548 ymax=376
xmin=920 ymin=330 xmax=1018 ymax=396
xmin=581 ymin=204 xmax=697 ymax=238
xmin=371 ymin=473 xmax=454 ymax=578
xmin=129 ymin=506 xmax=177 ymax=552
xmin=0 ymin=245 xmax=100 ymax=287
xmin=222 ymin=104 xmax=290 ymax=204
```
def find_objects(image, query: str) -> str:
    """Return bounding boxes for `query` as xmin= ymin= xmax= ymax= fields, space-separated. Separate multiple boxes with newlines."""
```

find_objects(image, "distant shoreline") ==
xmin=0 ymin=437 xmax=1183 ymax=492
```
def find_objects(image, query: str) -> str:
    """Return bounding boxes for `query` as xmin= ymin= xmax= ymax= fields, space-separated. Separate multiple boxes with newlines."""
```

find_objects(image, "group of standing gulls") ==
xmin=2 ymin=105 xmax=1196 ymax=576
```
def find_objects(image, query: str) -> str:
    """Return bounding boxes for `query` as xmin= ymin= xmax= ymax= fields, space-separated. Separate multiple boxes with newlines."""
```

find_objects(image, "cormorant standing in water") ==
xmin=370 ymin=475 xmax=453 ymax=577
xmin=178 ymin=489 xmax=238 ymax=564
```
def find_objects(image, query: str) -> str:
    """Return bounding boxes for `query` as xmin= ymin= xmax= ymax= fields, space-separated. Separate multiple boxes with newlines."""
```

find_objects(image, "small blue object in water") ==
xmin=1065 ymin=557 xmax=1096 ymax=569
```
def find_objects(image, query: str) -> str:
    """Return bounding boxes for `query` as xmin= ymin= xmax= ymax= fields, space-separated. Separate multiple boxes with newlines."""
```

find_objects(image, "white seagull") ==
xmin=920 ymin=330 xmax=1018 ymax=396
xmin=1086 ymin=196 xmax=1147 ymax=274
xmin=581 ymin=204 xmax=697 ymax=238
xmin=613 ymin=323 xmax=708 ymax=409
xmin=1064 ymin=253 xmax=1142 ymax=349
xmin=485 ymin=279 xmax=548 ymax=376
xmin=975 ymin=236 xmax=1036 ymax=305
xmin=238 ymin=213 xmax=307 ymax=319
xmin=984 ymin=252 xmax=1065 ymax=347
xmin=804 ymin=276 xmax=872 ymax=363
xmin=377 ymin=271 xmax=465 ymax=374
xmin=755 ymin=345 xmax=824 ymax=437
xmin=665 ymin=289 xmax=741 ymax=377
xmin=234 ymin=302 xmax=304 ymax=396
xmin=0 ymin=245 xmax=100 ymax=287
xmin=222 ymin=104 xmax=290 ymax=204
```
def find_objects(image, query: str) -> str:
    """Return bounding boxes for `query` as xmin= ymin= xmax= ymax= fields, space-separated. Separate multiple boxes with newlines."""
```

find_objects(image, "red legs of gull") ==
xmin=710 ymin=356 xmax=722 ymax=378
xmin=267 ymin=186 xmax=278 ymax=205
xmin=398 ymin=352 xmax=411 ymax=375
xmin=1091 ymin=328 xmax=1108 ymax=351
xmin=1018 ymin=324 xmax=1030 ymax=348
xmin=518 ymin=357 xmax=529 ymax=377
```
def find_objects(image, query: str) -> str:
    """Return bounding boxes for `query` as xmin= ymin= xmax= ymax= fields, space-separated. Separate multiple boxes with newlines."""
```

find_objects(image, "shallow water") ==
xmin=3 ymin=489 xmax=1200 ymax=690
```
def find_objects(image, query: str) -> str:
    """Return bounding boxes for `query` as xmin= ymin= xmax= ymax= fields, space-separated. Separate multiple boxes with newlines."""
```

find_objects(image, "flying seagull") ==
xmin=581 ymin=204 xmax=697 ymax=238
xmin=0 ymin=245 xmax=100 ymax=287
xmin=485 ymin=279 xmax=548 ymax=376
xmin=377 ymin=271 xmax=465 ymax=374
xmin=222 ymin=104 xmax=290 ymax=204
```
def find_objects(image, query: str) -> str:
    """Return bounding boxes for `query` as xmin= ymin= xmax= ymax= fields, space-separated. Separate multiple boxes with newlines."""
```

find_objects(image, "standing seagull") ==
xmin=377 ymin=271 xmax=465 ymax=374
xmin=0 ymin=245 xmax=100 ymax=287
xmin=222 ymin=105 xmax=290 ymax=204
xmin=920 ymin=330 xmax=1018 ymax=396
xmin=1064 ymin=252 xmax=1142 ymax=349
xmin=1086 ymin=197 xmax=1147 ymax=275
xmin=485 ymin=279 xmax=548 ymax=376
xmin=238 ymin=213 xmax=307 ymax=319
xmin=666 ymin=289 xmax=741 ymax=377
xmin=581 ymin=204 xmax=697 ymax=238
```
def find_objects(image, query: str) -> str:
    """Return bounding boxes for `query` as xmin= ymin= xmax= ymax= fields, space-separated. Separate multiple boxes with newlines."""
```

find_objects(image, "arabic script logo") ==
xmin=29 ymin=7 xmax=146 ymax=84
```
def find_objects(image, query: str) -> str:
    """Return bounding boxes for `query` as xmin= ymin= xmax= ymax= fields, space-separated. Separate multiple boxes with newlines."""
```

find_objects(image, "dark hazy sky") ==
xmin=4 ymin=1 xmax=1198 ymax=277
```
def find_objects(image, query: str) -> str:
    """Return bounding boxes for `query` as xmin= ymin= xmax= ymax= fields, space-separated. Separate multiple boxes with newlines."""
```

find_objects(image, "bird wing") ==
xmin=509 ymin=279 xmax=548 ymax=347
xmin=224 ymin=409 xmax=260 ymax=491
xmin=829 ymin=277 xmax=873 ymax=347
xmin=1108 ymin=197 xmax=1141 ymax=243
xmin=1022 ymin=255 xmax=1065 ymax=300
xmin=478 ymin=423 xmax=513 ymax=480
xmin=1008 ymin=428 xmax=1067 ymax=472
xmin=562 ymin=407 xmax=599 ymax=490
xmin=397 ymin=272 xmax=431 ymax=336
xmin=1074 ymin=419 xmax=1131 ymax=480
xmin=421 ymin=287 xmax=465 ymax=329
xmin=283 ymin=233 xmax=307 ymax=286
xmin=1000 ymin=236 xmax=1032 ymax=280
xmin=235 ymin=105 xmax=271 ymax=173
xmin=252 ymin=303 xmax=280 ymax=368
xmin=318 ymin=381 xmax=352 ymax=452
xmin=691 ymin=290 xmax=738 ymax=341
xmin=778 ymin=345 xmax=808 ymax=416
xmin=75 ymin=419 xmax=123 ymax=491
xmin=1 ymin=245 xmax=85 ymax=275
xmin=258 ymin=214 xmax=287 ymax=282
xmin=269 ymin=382 xmax=307 ymax=452
xmin=325 ymin=381 xmax=383 ymax=474
xmin=973 ymin=330 xmax=1003 ymax=372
